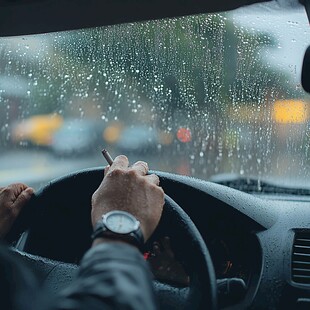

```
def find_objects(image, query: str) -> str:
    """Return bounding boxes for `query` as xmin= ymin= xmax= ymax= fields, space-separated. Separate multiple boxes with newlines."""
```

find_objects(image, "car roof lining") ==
xmin=0 ymin=0 xmax=303 ymax=37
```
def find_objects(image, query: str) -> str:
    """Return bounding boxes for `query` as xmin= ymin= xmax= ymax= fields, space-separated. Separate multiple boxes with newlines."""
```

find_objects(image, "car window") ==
xmin=0 ymin=6 xmax=309 ymax=191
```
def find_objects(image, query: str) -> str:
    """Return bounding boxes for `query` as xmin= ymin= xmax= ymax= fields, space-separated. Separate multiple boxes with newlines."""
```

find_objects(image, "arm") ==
xmin=50 ymin=243 xmax=157 ymax=310
xmin=48 ymin=155 xmax=164 ymax=310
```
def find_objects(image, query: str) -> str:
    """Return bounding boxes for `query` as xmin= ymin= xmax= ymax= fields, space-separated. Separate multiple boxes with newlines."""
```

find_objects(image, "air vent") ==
xmin=292 ymin=232 xmax=310 ymax=284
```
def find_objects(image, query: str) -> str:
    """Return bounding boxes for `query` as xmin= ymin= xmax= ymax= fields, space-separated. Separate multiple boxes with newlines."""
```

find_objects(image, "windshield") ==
xmin=0 ymin=5 xmax=309 ymax=192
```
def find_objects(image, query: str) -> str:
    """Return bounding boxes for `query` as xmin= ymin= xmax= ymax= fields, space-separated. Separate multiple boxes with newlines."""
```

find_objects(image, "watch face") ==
xmin=104 ymin=211 xmax=139 ymax=234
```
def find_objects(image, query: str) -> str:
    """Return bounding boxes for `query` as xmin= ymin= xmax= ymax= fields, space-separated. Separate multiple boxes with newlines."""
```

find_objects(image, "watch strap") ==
xmin=91 ymin=220 xmax=144 ymax=250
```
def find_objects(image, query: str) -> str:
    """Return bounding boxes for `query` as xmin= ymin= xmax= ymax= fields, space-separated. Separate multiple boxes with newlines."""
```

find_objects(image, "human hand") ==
xmin=91 ymin=155 xmax=165 ymax=242
xmin=0 ymin=183 xmax=34 ymax=238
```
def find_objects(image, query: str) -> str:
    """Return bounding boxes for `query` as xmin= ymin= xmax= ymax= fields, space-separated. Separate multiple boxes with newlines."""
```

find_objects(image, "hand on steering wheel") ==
xmin=6 ymin=167 xmax=217 ymax=310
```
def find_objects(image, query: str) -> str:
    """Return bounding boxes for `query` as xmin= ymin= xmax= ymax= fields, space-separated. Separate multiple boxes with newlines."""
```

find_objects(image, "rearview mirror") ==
xmin=302 ymin=46 xmax=310 ymax=93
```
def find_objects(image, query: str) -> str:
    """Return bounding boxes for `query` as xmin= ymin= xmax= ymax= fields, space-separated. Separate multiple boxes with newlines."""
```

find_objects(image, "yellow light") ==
xmin=103 ymin=125 xmax=122 ymax=143
xmin=273 ymin=100 xmax=308 ymax=124
xmin=30 ymin=114 xmax=63 ymax=145
xmin=12 ymin=114 xmax=63 ymax=145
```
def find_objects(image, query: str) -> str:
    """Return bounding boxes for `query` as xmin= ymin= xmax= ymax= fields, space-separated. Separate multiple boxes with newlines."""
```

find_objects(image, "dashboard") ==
xmin=151 ymin=172 xmax=310 ymax=309
xmin=13 ymin=168 xmax=310 ymax=309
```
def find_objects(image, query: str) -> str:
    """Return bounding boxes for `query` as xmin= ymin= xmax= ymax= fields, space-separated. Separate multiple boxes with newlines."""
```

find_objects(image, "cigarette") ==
xmin=101 ymin=148 xmax=114 ymax=165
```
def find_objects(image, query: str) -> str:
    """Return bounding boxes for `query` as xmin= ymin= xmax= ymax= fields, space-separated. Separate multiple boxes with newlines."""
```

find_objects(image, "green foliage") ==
xmin=0 ymin=12 xmax=295 ymax=126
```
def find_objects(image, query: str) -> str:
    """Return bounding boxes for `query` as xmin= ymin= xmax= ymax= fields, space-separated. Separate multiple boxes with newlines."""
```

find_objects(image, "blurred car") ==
xmin=115 ymin=125 xmax=159 ymax=154
xmin=11 ymin=114 xmax=63 ymax=147
xmin=51 ymin=119 xmax=103 ymax=156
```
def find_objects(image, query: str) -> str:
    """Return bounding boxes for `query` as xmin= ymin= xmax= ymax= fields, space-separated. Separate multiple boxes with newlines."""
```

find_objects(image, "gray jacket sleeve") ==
xmin=50 ymin=243 xmax=158 ymax=310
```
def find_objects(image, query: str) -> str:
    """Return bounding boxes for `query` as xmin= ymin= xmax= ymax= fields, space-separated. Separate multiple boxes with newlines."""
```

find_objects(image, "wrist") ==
xmin=92 ymin=237 xmax=138 ymax=249
xmin=91 ymin=211 xmax=145 ymax=250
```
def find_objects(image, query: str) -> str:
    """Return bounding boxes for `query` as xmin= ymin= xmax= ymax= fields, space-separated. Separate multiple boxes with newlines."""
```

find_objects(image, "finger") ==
xmin=11 ymin=187 xmax=34 ymax=215
xmin=104 ymin=165 xmax=110 ymax=177
xmin=106 ymin=155 xmax=129 ymax=175
xmin=7 ymin=182 xmax=27 ymax=191
xmin=131 ymin=161 xmax=148 ymax=176
xmin=0 ymin=183 xmax=26 ymax=201
xmin=145 ymin=174 xmax=159 ymax=185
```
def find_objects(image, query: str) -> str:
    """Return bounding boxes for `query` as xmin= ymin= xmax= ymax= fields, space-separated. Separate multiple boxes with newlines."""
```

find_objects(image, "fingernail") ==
xmin=24 ymin=188 xmax=34 ymax=196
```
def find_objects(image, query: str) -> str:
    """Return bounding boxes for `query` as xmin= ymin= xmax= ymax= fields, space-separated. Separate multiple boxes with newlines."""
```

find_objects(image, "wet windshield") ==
xmin=0 ymin=5 xmax=309 ymax=191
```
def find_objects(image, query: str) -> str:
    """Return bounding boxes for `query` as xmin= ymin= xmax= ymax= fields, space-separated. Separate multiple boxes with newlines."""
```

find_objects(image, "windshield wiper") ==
xmin=210 ymin=173 xmax=310 ymax=195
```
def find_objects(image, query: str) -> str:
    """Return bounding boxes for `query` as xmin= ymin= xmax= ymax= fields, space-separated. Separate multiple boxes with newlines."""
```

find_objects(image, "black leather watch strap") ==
xmin=91 ymin=221 xmax=144 ymax=250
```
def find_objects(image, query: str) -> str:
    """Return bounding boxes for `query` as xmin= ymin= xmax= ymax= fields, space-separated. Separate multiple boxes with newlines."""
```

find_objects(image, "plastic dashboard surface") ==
xmin=159 ymin=172 xmax=310 ymax=309
xmin=18 ymin=168 xmax=310 ymax=309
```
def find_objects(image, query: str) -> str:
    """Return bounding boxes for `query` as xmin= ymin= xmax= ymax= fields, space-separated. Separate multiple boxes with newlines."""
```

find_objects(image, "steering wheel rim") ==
xmin=7 ymin=167 xmax=217 ymax=310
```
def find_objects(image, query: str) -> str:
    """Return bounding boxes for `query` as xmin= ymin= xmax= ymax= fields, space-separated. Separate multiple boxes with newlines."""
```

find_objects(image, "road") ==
xmin=0 ymin=148 xmax=308 ymax=191
xmin=0 ymin=149 xmax=177 ymax=190
xmin=0 ymin=149 xmax=105 ymax=189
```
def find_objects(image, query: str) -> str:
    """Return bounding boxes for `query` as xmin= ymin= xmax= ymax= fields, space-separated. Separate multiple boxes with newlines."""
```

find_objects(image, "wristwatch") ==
xmin=91 ymin=210 xmax=144 ymax=249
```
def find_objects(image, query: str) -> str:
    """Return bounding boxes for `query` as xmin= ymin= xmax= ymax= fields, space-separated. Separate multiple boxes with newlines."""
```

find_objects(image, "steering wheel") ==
xmin=6 ymin=167 xmax=217 ymax=310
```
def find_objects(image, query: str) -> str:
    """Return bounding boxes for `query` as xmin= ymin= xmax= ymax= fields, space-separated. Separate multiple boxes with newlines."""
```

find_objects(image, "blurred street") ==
xmin=0 ymin=149 xmax=101 ymax=189
xmin=0 ymin=149 xmax=176 ymax=190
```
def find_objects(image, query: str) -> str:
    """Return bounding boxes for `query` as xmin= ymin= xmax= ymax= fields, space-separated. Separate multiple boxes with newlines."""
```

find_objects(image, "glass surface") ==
xmin=106 ymin=214 xmax=134 ymax=234
xmin=0 ymin=5 xmax=309 ymax=192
